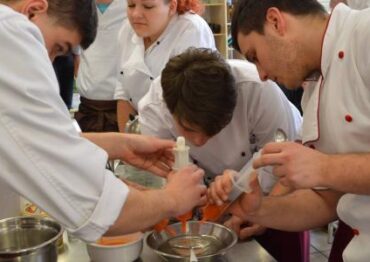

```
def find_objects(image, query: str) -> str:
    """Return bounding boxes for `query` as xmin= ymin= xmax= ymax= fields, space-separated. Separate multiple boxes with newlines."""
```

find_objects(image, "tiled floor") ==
xmin=310 ymin=228 xmax=333 ymax=261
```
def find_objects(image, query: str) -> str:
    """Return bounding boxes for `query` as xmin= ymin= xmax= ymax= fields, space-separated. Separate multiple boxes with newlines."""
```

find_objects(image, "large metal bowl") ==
xmin=0 ymin=216 xmax=63 ymax=262
xmin=147 ymin=221 xmax=237 ymax=261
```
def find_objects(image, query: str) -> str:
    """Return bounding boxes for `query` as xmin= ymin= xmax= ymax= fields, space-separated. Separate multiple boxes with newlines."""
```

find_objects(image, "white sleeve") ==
xmin=353 ymin=8 xmax=370 ymax=86
xmin=240 ymin=81 xmax=302 ymax=193
xmin=138 ymin=83 xmax=174 ymax=139
xmin=173 ymin=15 xmax=216 ymax=54
xmin=0 ymin=12 xmax=128 ymax=242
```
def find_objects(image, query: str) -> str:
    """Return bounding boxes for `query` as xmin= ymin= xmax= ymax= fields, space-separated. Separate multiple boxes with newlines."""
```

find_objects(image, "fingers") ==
xmin=239 ymin=224 xmax=265 ymax=240
xmin=152 ymin=137 xmax=176 ymax=150
xmin=208 ymin=171 xmax=233 ymax=206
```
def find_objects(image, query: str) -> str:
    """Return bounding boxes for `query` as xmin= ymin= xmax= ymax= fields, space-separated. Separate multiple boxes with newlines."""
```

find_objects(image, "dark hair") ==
xmin=47 ymin=0 xmax=97 ymax=49
xmin=231 ymin=0 xmax=326 ymax=51
xmin=161 ymin=48 xmax=236 ymax=137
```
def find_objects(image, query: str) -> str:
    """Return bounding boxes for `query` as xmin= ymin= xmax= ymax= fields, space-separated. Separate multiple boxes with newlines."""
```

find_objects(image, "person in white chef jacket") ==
xmin=114 ymin=0 xmax=216 ymax=132
xmin=0 ymin=0 xmax=207 ymax=242
xmin=139 ymin=48 xmax=308 ymax=262
xmin=75 ymin=0 xmax=127 ymax=132
xmin=330 ymin=0 xmax=370 ymax=10
xmin=212 ymin=0 xmax=370 ymax=261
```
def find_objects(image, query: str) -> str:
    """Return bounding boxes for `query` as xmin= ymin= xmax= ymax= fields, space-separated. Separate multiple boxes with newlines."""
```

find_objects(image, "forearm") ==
xmin=82 ymin=132 xmax=126 ymax=160
xmin=323 ymin=153 xmax=370 ymax=194
xmin=247 ymin=189 xmax=341 ymax=231
xmin=117 ymin=100 xmax=136 ymax=132
xmin=105 ymin=188 xmax=174 ymax=235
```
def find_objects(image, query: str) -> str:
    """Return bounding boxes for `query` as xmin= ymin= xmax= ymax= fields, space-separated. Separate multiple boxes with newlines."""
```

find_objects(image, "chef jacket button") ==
xmin=309 ymin=144 xmax=316 ymax=149
xmin=241 ymin=152 xmax=246 ymax=157
xmin=338 ymin=51 xmax=344 ymax=59
xmin=353 ymin=228 xmax=360 ymax=236
xmin=157 ymin=41 xmax=160 ymax=45
xmin=129 ymin=98 xmax=132 ymax=102
xmin=193 ymin=159 xmax=198 ymax=165
xmin=120 ymin=71 xmax=124 ymax=75
xmin=150 ymin=77 xmax=154 ymax=80
xmin=345 ymin=114 xmax=353 ymax=122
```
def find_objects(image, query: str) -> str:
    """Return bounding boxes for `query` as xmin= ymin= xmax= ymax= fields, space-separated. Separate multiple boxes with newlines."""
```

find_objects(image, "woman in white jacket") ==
xmin=114 ymin=0 xmax=216 ymax=131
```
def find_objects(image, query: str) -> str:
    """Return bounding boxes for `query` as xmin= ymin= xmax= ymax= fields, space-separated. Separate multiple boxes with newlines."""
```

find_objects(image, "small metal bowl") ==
xmin=86 ymin=232 xmax=144 ymax=262
xmin=147 ymin=221 xmax=237 ymax=261
xmin=0 ymin=216 xmax=63 ymax=262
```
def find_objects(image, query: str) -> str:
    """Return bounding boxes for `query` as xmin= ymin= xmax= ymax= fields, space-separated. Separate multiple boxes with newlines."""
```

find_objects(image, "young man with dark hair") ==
xmin=139 ymin=48 xmax=306 ymax=261
xmin=210 ymin=0 xmax=370 ymax=261
xmin=0 ymin=0 xmax=206 ymax=242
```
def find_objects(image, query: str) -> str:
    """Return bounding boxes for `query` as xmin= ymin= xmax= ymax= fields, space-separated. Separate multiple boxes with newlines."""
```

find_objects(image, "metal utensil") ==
xmin=190 ymin=247 xmax=198 ymax=262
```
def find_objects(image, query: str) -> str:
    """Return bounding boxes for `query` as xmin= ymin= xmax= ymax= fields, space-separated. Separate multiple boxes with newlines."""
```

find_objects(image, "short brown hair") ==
xmin=231 ymin=0 xmax=326 ymax=52
xmin=161 ymin=48 xmax=236 ymax=137
xmin=2 ymin=0 xmax=97 ymax=49
xmin=47 ymin=0 xmax=97 ymax=49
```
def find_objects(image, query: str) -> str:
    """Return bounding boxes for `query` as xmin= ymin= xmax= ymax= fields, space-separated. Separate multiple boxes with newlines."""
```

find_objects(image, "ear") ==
xmin=19 ymin=0 xmax=48 ymax=20
xmin=168 ymin=0 xmax=177 ymax=16
xmin=265 ymin=7 xmax=286 ymax=36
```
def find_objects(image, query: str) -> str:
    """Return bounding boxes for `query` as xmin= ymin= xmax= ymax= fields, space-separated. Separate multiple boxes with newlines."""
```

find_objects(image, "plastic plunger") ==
xmin=173 ymin=136 xmax=190 ymax=171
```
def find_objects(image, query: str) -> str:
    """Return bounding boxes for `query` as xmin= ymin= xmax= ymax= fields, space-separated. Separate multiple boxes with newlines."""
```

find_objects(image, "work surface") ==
xmin=58 ymin=235 xmax=276 ymax=262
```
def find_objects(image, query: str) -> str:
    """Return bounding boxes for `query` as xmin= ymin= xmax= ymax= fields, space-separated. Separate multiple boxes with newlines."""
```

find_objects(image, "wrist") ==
xmin=319 ymin=153 xmax=332 ymax=187
xmin=158 ymin=188 xmax=177 ymax=218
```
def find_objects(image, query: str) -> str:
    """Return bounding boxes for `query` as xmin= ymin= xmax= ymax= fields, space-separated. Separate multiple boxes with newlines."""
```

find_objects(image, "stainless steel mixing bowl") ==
xmin=0 ymin=216 xmax=63 ymax=262
xmin=147 ymin=221 xmax=237 ymax=261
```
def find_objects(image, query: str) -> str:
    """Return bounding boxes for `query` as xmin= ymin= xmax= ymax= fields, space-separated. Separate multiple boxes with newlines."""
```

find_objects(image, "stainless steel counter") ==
xmin=58 ymin=234 xmax=276 ymax=262
xmin=57 ymin=166 xmax=276 ymax=261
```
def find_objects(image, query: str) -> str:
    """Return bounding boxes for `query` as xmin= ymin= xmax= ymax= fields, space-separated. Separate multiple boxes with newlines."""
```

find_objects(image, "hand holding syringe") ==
xmin=204 ymin=129 xmax=288 ymax=221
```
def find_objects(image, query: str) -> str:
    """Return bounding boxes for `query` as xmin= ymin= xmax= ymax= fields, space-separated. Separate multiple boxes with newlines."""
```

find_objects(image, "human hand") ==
xmin=207 ymin=170 xmax=235 ymax=206
xmin=228 ymin=172 xmax=263 ymax=220
xmin=224 ymin=215 xmax=266 ymax=240
xmin=253 ymin=142 xmax=329 ymax=189
xmin=121 ymin=134 xmax=175 ymax=177
xmin=165 ymin=165 xmax=207 ymax=217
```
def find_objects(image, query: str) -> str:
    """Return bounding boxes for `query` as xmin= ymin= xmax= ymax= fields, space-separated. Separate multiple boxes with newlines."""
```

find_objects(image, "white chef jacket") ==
xmin=114 ymin=12 xmax=216 ymax=110
xmin=139 ymin=60 xmax=302 ymax=192
xmin=77 ymin=0 xmax=127 ymax=100
xmin=0 ymin=5 xmax=128 ymax=242
xmin=301 ymin=4 xmax=370 ymax=261
xmin=347 ymin=0 xmax=370 ymax=10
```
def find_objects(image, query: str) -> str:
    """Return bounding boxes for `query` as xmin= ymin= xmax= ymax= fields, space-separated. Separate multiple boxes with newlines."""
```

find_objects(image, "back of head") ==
xmin=231 ymin=0 xmax=326 ymax=52
xmin=47 ymin=0 xmax=97 ymax=49
xmin=161 ymin=48 xmax=236 ymax=137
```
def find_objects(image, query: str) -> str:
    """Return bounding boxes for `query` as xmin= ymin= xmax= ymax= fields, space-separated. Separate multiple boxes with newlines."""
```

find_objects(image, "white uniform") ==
xmin=139 ymin=60 xmax=302 ymax=192
xmin=114 ymin=12 xmax=216 ymax=110
xmin=347 ymin=0 xmax=370 ymax=10
xmin=77 ymin=0 xmax=126 ymax=100
xmin=0 ymin=5 xmax=128 ymax=242
xmin=301 ymin=4 xmax=370 ymax=261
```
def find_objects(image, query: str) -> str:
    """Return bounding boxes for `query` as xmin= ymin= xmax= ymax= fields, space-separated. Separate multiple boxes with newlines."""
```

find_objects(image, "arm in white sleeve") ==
xmin=0 ymin=11 xmax=128 ymax=242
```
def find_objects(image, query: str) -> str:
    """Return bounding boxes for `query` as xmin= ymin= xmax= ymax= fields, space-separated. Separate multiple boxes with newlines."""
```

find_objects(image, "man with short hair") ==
xmin=215 ymin=0 xmax=370 ymax=261
xmin=0 ymin=0 xmax=206 ymax=242
xmin=139 ymin=48 xmax=305 ymax=261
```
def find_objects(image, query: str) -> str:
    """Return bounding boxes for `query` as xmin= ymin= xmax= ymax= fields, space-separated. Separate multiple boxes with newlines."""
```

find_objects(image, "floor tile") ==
xmin=310 ymin=228 xmax=332 ymax=252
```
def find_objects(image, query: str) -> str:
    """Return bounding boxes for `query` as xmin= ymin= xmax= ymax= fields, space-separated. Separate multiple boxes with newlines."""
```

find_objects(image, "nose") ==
xmin=256 ymin=64 xmax=268 ymax=81
xmin=131 ymin=6 xmax=143 ymax=18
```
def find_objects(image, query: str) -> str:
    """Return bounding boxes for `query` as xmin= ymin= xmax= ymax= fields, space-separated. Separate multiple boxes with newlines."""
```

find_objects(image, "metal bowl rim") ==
xmin=0 ymin=216 xmax=63 ymax=255
xmin=146 ymin=221 xmax=237 ymax=259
